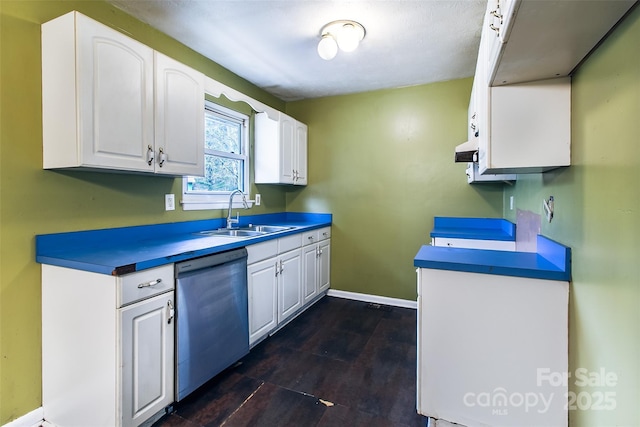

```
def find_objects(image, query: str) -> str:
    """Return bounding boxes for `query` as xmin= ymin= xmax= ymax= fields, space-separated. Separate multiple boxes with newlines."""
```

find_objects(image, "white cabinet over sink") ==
xmin=42 ymin=11 xmax=204 ymax=176
xmin=255 ymin=112 xmax=308 ymax=185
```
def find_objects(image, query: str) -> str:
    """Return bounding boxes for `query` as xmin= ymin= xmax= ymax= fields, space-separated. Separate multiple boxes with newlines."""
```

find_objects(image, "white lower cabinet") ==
xmin=42 ymin=264 xmax=174 ymax=427
xmin=247 ymin=256 xmax=278 ymax=345
xmin=277 ymin=249 xmax=303 ymax=322
xmin=247 ymin=229 xmax=330 ymax=347
xmin=120 ymin=292 xmax=175 ymax=427
xmin=302 ymin=227 xmax=331 ymax=304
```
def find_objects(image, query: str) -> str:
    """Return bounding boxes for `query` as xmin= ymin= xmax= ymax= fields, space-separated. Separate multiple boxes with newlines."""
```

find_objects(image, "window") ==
xmin=182 ymin=101 xmax=250 ymax=210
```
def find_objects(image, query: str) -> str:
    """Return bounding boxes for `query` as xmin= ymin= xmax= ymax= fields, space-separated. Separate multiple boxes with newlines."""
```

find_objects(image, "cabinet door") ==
xmin=294 ymin=122 xmax=308 ymax=185
xmin=154 ymin=52 xmax=205 ymax=176
xmin=76 ymin=13 xmax=155 ymax=172
xmin=318 ymin=240 xmax=331 ymax=293
xmin=279 ymin=115 xmax=296 ymax=184
xmin=120 ymin=292 xmax=174 ymax=427
xmin=302 ymin=244 xmax=318 ymax=305
xmin=247 ymin=258 xmax=278 ymax=346
xmin=278 ymin=249 xmax=302 ymax=322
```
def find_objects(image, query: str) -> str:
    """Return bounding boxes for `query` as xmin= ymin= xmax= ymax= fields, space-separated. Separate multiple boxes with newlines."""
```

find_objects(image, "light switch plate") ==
xmin=165 ymin=194 xmax=175 ymax=211
xmin=255 ymin=194 xmax=261 ymax=206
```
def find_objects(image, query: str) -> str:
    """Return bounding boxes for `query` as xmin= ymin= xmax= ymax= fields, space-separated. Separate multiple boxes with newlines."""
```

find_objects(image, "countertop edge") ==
xmin=413 ymin=239 xmax=571 ymax=282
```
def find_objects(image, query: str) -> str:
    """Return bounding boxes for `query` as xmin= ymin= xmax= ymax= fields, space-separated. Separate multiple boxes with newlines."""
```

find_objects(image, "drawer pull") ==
xmin=138 ymin=278 xmax=162 ymax=288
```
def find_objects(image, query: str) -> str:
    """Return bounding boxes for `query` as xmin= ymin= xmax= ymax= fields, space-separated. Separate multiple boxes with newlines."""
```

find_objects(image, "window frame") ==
xmin=181 ymin=101 xmax=251 ymax=211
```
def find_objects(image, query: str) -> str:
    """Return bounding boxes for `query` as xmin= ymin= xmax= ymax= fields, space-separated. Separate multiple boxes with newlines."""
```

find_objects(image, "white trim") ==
xmin=2 ymin=407 xmax=44 ymax=427
xmin=327 ymin=289 xmax=417 ymax=310
xmin=181 ymin=100 xmax=251 ymax=211
xmin=204 ymin=76 xmax=280 ymax=120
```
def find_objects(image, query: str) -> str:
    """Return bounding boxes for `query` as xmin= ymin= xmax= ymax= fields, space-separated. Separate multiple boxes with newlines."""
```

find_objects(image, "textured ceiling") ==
xmin=106 ymin=0 xmax=487 ymax=101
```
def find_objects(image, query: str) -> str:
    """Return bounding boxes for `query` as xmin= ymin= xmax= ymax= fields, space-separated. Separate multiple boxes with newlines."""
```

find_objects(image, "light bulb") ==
xmin=317 ymin=34 xmax=338 ymax=60
xmin=337 ymin=23 xmax=360 ymax=52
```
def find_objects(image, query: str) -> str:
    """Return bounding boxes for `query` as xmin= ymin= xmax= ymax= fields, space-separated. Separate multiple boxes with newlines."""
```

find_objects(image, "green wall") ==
xmin=1 ymin=2 xmax=490 ymax=422
xmin=0 ymin=1 xmax=288 ymax=422
xmin=286 ymin=82 xmax=503 ymax=301
xmin=503 ymin=6 xmax=640 ymax=426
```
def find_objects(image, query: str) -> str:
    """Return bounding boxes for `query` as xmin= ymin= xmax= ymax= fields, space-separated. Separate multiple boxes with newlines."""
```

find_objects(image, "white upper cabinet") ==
xmin=487 ymin=0 xmax=636 ymax=86
xmin=154 ymin=52 xmax=204 ymax=176
xmin=255 ymin=112 xmax=308 ymax=185
xmin=42 ymin=11 xmax=204 ymax=176
xmin=477 ymin=77 xmax=571 ymax=175
xmin=294 ymin=121 xmax=308 ymax=185
xmin=471 ymin=4 xmax=571 ymax=175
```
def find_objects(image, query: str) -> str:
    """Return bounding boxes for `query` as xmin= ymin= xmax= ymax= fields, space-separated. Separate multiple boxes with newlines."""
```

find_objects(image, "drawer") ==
xmin=118 ymin=264 xmax=174 ymax=307
xmin=301 ymin=230 xmax=317 ymax=246
xmin=318 ymin=227 xmax=331 ymax=241
xmin=432 ymin=237 xmax=516 ymax=251
xmin=302 ymin=227 xmax=332 ymax=246
xmin=247 ymin=239 xmax=278 ymax=264
xmin=278 ymin=234 xmax=302 ymax=253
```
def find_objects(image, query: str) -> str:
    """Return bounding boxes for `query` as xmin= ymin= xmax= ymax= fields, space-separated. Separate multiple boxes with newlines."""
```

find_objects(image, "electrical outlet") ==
xmin=165 ymin=194 xmax=175 ymax=211
xmin=510 ymin=196 xmax=514 ymax=211
xmin=255 ymin=194 xmax=261 ymax=206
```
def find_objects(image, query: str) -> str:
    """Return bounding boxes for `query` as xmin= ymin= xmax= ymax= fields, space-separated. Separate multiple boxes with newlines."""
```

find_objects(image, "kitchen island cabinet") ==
xmin=414 ymin=235 xmax=571 ymax=427
xmin=42 ymin=11 xmax=204 ymax=176
xmin=42 ymin=264 xmax=175 ymax=427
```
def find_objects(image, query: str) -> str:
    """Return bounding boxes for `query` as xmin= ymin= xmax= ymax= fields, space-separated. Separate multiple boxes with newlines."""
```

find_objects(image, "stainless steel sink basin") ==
xmin=239 ymin=225 xmax=294 ymax=233
xmin=194 ymin=229 xmax=266 ymax=237
xmin=193 ymin=225 xmax=295 ymax=238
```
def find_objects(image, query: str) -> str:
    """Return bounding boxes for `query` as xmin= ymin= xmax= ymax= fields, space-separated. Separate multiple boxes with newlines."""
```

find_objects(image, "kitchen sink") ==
xmin=194 ymin=225 xmax=296 ymax=238
xmin=239 ymin=225 xmax=294 ymax=233
xmin=194 ymin=229 xmax=266 ymax=238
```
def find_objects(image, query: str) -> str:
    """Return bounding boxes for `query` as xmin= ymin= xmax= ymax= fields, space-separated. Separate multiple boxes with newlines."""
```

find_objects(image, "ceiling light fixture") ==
xmin=317 ymin=20 xmax=366 ymax=60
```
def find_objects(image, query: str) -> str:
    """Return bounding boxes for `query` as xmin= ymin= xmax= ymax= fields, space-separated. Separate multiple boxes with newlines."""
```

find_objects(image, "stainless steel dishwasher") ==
xmin=174 ymin=248 xmax=249 ymax=401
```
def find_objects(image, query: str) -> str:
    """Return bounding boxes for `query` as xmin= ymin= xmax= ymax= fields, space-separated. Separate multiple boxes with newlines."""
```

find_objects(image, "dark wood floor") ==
xmin=154 ymin=296 xmax=427 ymax=426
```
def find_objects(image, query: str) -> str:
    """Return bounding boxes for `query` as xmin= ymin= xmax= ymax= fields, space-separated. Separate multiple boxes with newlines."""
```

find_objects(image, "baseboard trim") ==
xmin=327 ymin=289 xmax=417 ymax=309
xmin=2 ymin=407 xmax=44 ymax=427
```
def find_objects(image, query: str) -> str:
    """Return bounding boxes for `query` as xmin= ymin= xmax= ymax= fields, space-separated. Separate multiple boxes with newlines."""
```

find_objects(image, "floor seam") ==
xmin=219 ymin=380 xmax=265 ymax=426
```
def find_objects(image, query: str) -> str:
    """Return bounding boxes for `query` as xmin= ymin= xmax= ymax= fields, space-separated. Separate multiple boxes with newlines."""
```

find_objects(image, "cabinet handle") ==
xmin=138 ymin=278 xmax=162 ymax=288
xmin=146 ymin=145 xmax=154 ymax=166
xmin=279 ymin=259 xmax=284 ymax=275
xmin=308 ymin=236 xmax=314 ymax=242
xmin=158 ymin=147 xmax=167 ymax=167
xmin=322 ymin=232 xmax=329 ymax=237
xmin=489 ymin=24 xmax=500 ymax=35
xmin=167 ymin=299 xmax=175 ymax=324
xmin=275 ymin=261 xmax=279 ymax=277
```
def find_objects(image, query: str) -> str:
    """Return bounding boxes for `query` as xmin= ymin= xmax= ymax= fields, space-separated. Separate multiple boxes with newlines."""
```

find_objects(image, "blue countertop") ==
xmin=414 ymin=234 xmax=571 ymax=281
xmin=430 ymin=216 xmax=516 ymax=241
xmin=36 ymin=212 xmax=332 ymax=275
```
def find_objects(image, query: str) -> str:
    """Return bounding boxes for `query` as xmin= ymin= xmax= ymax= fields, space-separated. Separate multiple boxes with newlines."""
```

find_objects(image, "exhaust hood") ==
xmin=454 ymin=139 xmax=478 ymax=163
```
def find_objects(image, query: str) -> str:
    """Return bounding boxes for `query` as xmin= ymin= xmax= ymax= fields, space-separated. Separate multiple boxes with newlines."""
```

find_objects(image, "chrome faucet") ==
xmin=226 ymin=189 xmax=249 ymax=229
